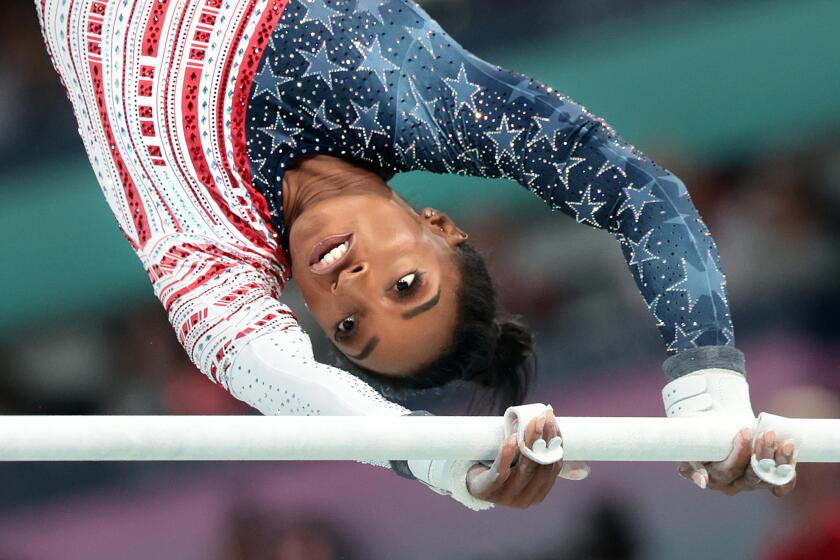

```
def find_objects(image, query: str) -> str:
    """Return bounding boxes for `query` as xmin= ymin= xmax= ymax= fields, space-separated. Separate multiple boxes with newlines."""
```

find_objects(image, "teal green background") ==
xmin=2 ymin=0 xmax=838 ymax=333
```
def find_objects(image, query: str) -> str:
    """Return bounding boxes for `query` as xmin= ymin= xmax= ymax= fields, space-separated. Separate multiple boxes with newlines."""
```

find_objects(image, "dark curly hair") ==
xmin=331 ymin=241 xmax=537 ymax=415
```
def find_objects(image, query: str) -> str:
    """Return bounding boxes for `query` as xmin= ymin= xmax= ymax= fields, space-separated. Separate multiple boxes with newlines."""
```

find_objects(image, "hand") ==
xmin=679 ymin=428 xmax=797 ymax=496
xmin=466 ymin=405 xmax=590 ymax=509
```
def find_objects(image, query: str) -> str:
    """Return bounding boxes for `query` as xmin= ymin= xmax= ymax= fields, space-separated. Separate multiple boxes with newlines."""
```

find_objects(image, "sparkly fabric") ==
xmin=246 ymin=0 xmax=736 ymax=355
xmin=34 ymin=0 xmax=405 ymax=418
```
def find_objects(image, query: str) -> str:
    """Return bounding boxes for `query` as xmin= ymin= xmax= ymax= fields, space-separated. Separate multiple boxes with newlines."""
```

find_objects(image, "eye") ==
xmin=395 ymin=273 xmax=416 ymax=293
xmin=394 ymin=271 xmax=424 ymax=298
xmin=335 ymin=315 xmax=357 ymax=340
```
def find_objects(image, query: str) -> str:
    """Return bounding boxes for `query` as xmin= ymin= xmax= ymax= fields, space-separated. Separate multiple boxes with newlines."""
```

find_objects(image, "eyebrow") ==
xmin=401 ymin=286 xmax=441 ymax=319
xmin=347 ymin=336 xmax=379 ymax=361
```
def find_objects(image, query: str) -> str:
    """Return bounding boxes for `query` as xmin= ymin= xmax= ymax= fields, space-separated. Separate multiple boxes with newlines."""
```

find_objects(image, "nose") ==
xmin=331 ymin=262 xmax=367 ymax=294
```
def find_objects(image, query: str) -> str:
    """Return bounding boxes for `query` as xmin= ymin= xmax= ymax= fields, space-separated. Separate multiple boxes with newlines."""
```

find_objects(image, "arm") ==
xmin=144 ymin=231 xmax=494 ymax=509
xmin=278 ymin=0 xmax=741 ymax=376
xmin=394 ymin=8 xmax=736 ymax=368
xmin=249 ymin=0 xmax=779 ymax=496
xmin=143 ymin=233 xmax=406 ymax=418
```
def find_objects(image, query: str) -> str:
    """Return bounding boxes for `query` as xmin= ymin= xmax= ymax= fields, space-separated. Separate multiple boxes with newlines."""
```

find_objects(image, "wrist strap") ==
xmin=662 ymin=368 xmax=754 ymax=418
xmin=390 ymin=410 xmax=434 ymax=480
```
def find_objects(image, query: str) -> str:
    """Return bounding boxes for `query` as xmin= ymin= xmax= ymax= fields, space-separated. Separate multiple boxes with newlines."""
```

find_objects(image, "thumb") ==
xmin=558 ymin=461 xmax=591 ymax=481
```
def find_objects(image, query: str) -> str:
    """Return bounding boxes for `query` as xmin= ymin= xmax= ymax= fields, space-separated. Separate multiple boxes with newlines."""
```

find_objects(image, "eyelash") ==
xmin=392 ymin=270 xmax=426 ymax=299
xmin=334 ymin=271 xmax=425 ymax=341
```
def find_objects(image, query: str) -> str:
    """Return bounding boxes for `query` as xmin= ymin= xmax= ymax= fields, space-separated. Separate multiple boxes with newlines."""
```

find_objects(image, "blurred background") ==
xmin=1 ymin=0 xmax=839 ymax=558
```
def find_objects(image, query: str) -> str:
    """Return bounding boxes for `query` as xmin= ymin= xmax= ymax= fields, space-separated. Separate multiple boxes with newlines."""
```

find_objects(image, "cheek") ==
xmin=291 ymin=274 xmax=324 ymax=316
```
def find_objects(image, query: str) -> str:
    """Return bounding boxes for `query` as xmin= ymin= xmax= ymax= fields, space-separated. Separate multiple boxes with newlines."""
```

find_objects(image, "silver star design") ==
xmin=566 ymin=185 xmax=606 ymax=226
xmin=250 ymin=157 xmax=272 ymax=187
xmin=406 ymin=76 xmax=440 ymax=133
xmin=396 ymin=140 xmax=418 ymax=164
xmin=667 ymin=324 xmax=702 ymax=353
xmin=300 ymin=0 xmax=340 ymax=34
xmin=485 ymin=114 xmax=524 ymax=164
xmin=529 ymin=109 xmax=566 ymax=151
xmin=720 ymin=327 xmax=735 ymax=346
xmin=350 ymin=101 xmax=387 ymax=147
xmin=252 ymin=64 xmax=292 ymax=101
xmin=666 ymin=251 xmax=726 ymax=313
xmin=444 ymin=63 xmax=481 ymax=113
xmin=354 ymin=37 xmax=399 ymax=90
xmin=553 ymin=155 xmax=585 ymax=190
xmin=627 ymin=229 xmax=660 ymax=282
xmin=404 ymin=19 xmax=435 ymax=56
xmin=354 ymin=0 xmax=385 ymax=24
xmin=258 ymin=114 xmax=303 ymax=153
xmin=596 ymin=143 xmax=631 ymax=178
xmin=523 ymin=171 xmax=539 ymax=188
xmin=299 ymin=42 xmax=346 ymax=90
xmin=617 ymin=180 xmax=662 ymax=222
xmin=305 ymin=100 xmax=340 ymax=131
xmin=646 ymin=294 xmax=665 ymax=328
xmin=456 ymin=147 xmax=487 ymax=175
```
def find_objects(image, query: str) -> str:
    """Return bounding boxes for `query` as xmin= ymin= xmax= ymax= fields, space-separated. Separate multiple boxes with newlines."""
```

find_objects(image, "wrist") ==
xmin=662 ymin=345 xmax=746 ymax=381
xmin=408 ymin=458 xmax=495 ymax=511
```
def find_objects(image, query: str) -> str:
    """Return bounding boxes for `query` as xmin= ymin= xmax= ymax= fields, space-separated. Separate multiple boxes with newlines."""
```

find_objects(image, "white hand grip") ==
xmin=503 ymin=404 xmax=564 ymax=465
xmin=750 ymin=412 xmax=800 ymax=486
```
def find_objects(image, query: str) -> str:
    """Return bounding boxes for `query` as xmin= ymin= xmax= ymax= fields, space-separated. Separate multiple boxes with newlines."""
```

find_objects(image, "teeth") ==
xmin=319 ymin=241 xmax=349 ymax=266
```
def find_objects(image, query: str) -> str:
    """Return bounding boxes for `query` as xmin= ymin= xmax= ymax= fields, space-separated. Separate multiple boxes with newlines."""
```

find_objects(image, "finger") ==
xmin=518 ymin=406 xmax=564 ymax=504
xmin=506 ymin=411 xmax=554 ymax=498
xmin=752 ymin=431 xmax=790 ymax=489
xmin=775 ymin=439 xmax=795 ymax=466
xmin=763 ymin=431 xmax=778 ymax=460
xmin=544 ymin=406 xmax=565 ymax=475
xmin=530 ymin=411 xmax=547 ymax=446
xmin=688 ymin=460 xmax=709 ymax=490
xmin=521 ymin=455 xmax=562 ymax=504
xmin=756 ymin=431 xmax=777 ymax=461
xmin=706 ymin=427 xmax=753 ymax=486
xmin=733 ymin=432 xmax=773 ymax=492
xmin=544 ymin=405 xmax=566 ymax=473
xmin=558 ymin=461 xmax=591 ymax=481
xmin=494 ymin=435 xmax=519 ymax=483
xmin=770 ymin=440 xmax=798 ymax=497
xmin=521 ymin=411 xmax=545 ymax=467
xmin=772 ymin=472 xmax=797 ymax=497
xmin=467 ymin=435 xmax=517 ymax=498
xmin=543 ymin=405 xmax=558 ymax=442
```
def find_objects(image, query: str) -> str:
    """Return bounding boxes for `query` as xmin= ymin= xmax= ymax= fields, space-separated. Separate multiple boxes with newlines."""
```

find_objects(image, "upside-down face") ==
xmin=287 ymin=157 xmax=469 ymax=376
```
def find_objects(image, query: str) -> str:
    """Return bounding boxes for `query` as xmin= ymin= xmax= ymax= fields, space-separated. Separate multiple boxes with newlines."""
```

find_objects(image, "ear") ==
xmin=420 ymin=208 xmax=469 ymax=246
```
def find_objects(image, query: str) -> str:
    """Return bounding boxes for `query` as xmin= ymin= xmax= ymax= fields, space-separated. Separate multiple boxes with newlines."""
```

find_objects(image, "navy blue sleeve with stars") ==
xmin=246 ymin=0 xmax=738 ymax=362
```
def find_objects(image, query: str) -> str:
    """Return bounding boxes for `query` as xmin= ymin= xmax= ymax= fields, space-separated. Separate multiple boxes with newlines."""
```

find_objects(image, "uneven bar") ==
xmin=0 ymin=416 xmax=838 ymax=462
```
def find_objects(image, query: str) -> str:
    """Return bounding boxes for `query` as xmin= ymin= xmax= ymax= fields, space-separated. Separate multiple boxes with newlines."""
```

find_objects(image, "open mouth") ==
xmin=308 ymin=233 xmax=354 ymax=274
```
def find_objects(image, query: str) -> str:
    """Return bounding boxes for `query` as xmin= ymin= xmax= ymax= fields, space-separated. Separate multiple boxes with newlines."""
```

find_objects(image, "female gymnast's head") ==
xmin=284 ymin=154 xmax=535 ymax=413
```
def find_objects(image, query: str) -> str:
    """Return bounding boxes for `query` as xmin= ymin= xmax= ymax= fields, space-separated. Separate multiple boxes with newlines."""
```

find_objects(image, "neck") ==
xmin=282 ymin=155 xmax=389 ymax=228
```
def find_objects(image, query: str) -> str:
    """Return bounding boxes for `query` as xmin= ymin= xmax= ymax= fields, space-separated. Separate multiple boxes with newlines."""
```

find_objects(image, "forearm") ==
xmin=147 ymin=235 xmax=493 ymax=508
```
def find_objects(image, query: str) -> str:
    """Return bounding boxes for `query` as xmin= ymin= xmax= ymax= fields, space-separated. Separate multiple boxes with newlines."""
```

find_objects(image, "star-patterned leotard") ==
xmin=246 ymin=0 xmax=737 ymax=357
xmin=36 ymin=0 xmax=744 ymax=511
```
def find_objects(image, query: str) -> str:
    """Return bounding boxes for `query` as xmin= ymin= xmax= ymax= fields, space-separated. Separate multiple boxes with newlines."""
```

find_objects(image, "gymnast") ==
xmin=35 ymin=0 xmax=797 ymax=510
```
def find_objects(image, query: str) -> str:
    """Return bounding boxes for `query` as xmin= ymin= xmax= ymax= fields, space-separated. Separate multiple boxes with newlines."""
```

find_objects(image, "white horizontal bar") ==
xmin=1 ymin=416 xmax=839 ymax=462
